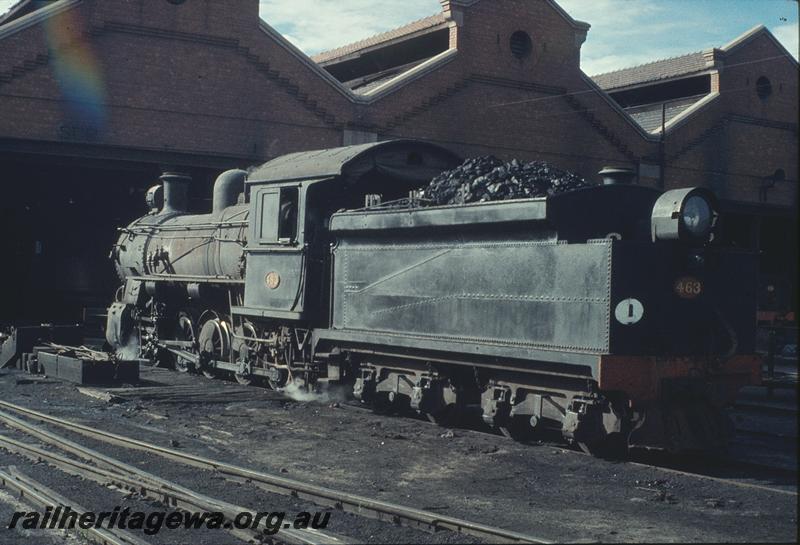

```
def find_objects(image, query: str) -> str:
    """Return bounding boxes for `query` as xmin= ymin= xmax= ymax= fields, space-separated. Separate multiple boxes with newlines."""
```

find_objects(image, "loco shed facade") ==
xmin=0 ymin=0 xmax=796 ymax=322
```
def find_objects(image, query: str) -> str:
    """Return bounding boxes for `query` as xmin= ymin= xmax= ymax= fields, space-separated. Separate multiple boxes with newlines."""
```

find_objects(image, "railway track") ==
xmin=0 ymin=466 xmax=150 ymax=545
xmin=0 ymin=409 xmax=350 ymax=545
xmin=0 ymin=400 xmax=551 ymax=545
xmin=78 ymin=370 xmax=800 ymax=497
xmin=510 ymin=433 xmax=798 ymax=497
xmin=627 ymin=454 xmax=797 ymax=497
xmin=528 ymin=430 xmax=797 ymax=496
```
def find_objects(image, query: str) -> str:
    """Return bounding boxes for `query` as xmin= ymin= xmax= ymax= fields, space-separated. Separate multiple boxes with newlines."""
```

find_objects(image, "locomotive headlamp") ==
xmin=681 ymin=196 xmax=713 ymax=237
xmin=651 ymin=188 xmax=717 ymax=243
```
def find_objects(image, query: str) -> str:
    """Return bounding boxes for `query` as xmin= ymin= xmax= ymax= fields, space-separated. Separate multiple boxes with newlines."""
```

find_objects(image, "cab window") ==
xmin=257 ymin=186 xmax=298 ymax=244
xmin=278 ymin=187 xmax=298 ymax=243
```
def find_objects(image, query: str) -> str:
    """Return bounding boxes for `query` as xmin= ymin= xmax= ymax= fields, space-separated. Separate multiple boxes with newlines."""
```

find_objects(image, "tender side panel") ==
xmin=332 ymin=237 xmax=612 ymax=354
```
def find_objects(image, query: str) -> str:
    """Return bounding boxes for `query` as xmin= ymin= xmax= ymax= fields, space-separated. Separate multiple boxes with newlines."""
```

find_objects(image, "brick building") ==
xmin=591 ymin=25 xmax=799 ymax=315
xmin=0 ymin=0 xmax=796 ymax=321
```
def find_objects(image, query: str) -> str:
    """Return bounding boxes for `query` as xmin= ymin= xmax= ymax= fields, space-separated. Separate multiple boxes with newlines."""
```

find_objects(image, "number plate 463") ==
xmin=674 ymin=277 xmax=703 ymax=299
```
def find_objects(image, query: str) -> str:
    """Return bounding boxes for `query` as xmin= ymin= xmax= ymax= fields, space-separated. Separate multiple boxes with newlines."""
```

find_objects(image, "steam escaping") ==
xmin=116 ymin=336 xmax=141 ymax=362
xmin=280 ymin=381 xmax=349 ymax=405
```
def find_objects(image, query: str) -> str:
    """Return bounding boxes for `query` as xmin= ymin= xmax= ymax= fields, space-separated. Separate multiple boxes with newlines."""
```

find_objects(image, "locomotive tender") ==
xmin=107 ymin=140 xmax=761 ymax=454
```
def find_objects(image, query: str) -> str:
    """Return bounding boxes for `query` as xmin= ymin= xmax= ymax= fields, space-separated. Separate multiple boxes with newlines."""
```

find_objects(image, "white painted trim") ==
xmin=258 ymin=20 xmax=460 ymax=106
xmin=720 ymin=24 xmax=799 ymax=67
xmin=359 ymin=49 xmax=459 ymax=100
xmin=545 ymin=0 xmax=591 ymax=31
xmin=443 ymin=0 xmax=590 ymax=30
xmin=720 ymin=24 xmax=766 ymax=52
xmin=658 ymin=92 xmax=721 ymax=135
xmin=0 ymin=0 xmax=82 ymax=41
xmin=257 ymin=20 xmax=357 ymax=101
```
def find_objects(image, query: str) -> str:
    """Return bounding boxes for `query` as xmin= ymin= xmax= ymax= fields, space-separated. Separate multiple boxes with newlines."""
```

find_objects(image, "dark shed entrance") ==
xmin=0 ymin=142 xmax=240 ymax=323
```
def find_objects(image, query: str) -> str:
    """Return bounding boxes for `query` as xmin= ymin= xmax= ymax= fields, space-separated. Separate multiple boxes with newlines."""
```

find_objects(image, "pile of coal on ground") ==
xmin=423 ymin=156 xmax=593 ymax=205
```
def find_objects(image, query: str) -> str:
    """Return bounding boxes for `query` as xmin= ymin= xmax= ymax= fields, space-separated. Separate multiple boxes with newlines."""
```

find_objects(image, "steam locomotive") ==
xmin=106 ymin=140 xmax=761 ymax=454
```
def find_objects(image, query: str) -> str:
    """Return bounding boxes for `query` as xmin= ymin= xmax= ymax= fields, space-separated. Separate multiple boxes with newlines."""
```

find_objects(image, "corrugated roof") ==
xmin=312 ymin=13 xmax=447 ymax=65
xmin=340 ymin=58 xmax=431 ymax=94
xmin=592 ymin=51 xmax=710 ymax=91
xmin=349 ymin=69 xmax=414 ymax=95
xmin=624 ymin=95 xmax=707 ymax=133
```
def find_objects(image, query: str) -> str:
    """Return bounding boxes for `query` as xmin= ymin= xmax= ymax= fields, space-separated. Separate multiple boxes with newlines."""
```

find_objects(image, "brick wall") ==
xmin=365 ymin=0 xmax=653 ymax=180
xmin=0 ymin=0 xmax=796 ymax=206
xmin=663 ymin=32 xmax=798 ymax=204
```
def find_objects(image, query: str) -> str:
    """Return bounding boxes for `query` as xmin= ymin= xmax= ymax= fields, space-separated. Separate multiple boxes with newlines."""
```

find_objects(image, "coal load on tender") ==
xmin=422 ymin=156 xmax=593 ymax=206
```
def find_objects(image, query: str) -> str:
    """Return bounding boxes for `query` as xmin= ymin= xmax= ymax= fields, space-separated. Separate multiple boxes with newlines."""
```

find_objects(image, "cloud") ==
xmin=558 ymin=0 xmax=664 ymax=28
xmin=545 ymin=0 xmax=799 ymax=74
xmin=0 ymin=0 xmax=16 ymax=15
xmin=259 ymin=0 xmax=441 ymax=55
xmin=771 ymin=23 xmax=799 ymax=59
xmin=257 ymin=0 xmax=720 ymax=75
xmin=2 ymin=0 xmax=796 ymax=72
xmin=557 ymin=0 xmax=708 ymax=75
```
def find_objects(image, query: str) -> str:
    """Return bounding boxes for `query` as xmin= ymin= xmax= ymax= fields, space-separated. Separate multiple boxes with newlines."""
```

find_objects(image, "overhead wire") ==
xmin=2 ymin=51 xmax=792 ymax=185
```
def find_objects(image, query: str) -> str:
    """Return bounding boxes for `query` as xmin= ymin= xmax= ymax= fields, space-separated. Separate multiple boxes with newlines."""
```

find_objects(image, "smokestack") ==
xmin=160 ymin=172 xmax=191 ymax=214
xmin=212 ymin=170 xmax=247 ymax=215
xmin=598 ymin=166 xmax=637 ymax=186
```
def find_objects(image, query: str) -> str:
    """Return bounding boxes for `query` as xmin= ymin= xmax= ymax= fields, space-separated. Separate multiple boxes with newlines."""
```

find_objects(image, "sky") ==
xmin=259 ymin=0 xmax=799 ymax=74
xmin=0 ymin=0 xmax=797 ymax=75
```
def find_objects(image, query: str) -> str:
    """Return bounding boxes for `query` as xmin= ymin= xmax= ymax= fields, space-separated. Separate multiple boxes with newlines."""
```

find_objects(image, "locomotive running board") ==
xmin=314 ymin=329 xmax=602 ymax=372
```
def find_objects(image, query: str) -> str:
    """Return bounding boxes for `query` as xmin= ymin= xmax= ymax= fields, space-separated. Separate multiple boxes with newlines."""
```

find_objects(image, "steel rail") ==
xmin=514 ymin=431 xmax=799 ymax=497
xmin=0 ymin=410 xmax=350 ymax=545
xmin=626 ymin=458 xmax=798 ymax=497
xmin=0 ymin=435 xmax=352 ymax=545
xmin=0 ymin=436 xmax=273 ymax=545
xmin=0 ymin=466 xmax=150 ymax=545
xmin=0 ymin=400 xmax=551 ymax=544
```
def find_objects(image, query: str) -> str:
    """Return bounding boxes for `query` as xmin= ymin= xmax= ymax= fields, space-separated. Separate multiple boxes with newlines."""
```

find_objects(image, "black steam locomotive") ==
xmin=106 ymin=140 xmax=761 ymax=454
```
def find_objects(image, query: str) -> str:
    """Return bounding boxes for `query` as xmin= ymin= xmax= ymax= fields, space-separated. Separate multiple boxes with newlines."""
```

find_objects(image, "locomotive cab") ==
xmin=232 ymin=140 xmax=461 ymax=325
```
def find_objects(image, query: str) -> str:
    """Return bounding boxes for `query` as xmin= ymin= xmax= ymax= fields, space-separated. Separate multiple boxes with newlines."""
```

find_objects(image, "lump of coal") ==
xmin=423 ymin=155 xmax=592 ymax=206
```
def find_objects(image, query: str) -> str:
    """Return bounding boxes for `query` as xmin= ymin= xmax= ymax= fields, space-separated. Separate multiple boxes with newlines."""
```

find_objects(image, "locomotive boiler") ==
xmin=106 ymin=140 xmax=761 ymax=455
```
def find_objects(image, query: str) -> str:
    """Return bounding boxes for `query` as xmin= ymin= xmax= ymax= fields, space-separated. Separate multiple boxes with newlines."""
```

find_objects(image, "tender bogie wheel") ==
xmin=499 ymin=415 xmax=536 ymax=442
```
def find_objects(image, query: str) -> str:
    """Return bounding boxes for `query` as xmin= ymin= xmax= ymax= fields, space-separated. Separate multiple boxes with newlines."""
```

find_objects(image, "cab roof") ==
xmin=246 ymin=139 xmax=461 ymax=186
